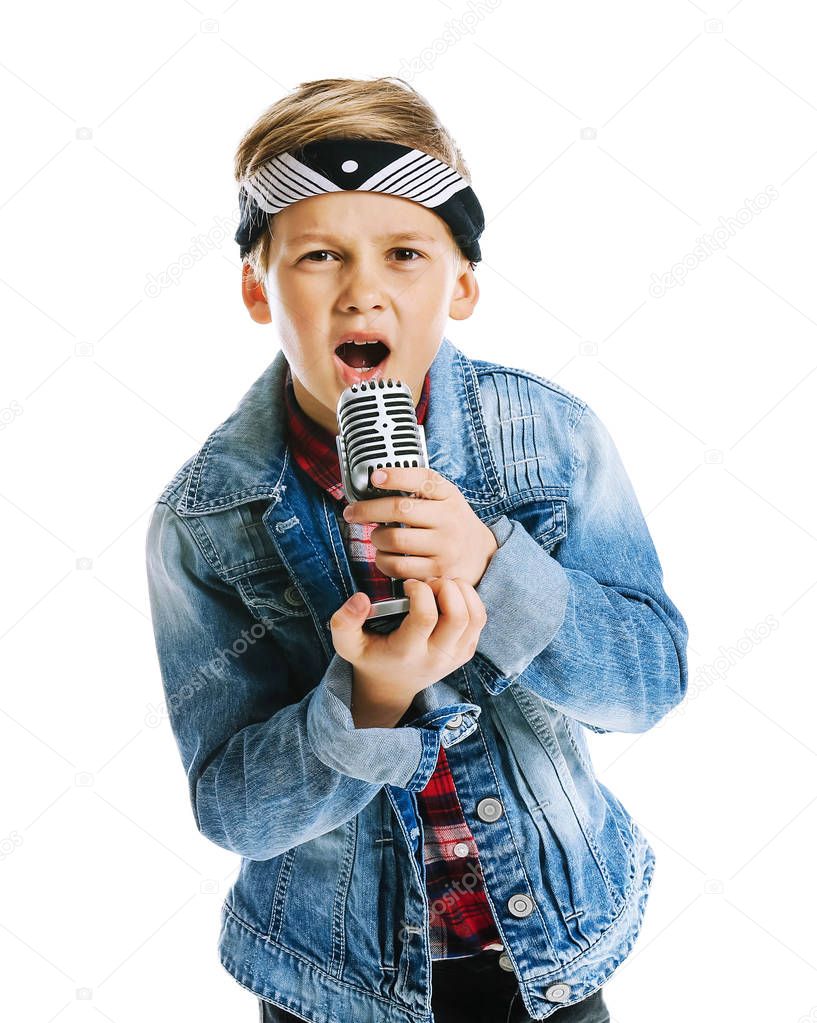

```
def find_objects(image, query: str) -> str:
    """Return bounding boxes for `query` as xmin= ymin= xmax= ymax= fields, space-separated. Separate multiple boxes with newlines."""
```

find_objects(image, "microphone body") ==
xmin=335 ymin=377 xmax=430 ymax=634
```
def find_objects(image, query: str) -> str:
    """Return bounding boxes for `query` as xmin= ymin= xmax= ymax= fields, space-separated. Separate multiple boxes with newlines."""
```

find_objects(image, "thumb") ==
xmin=346 ymin=591 xmax=369 ymax=615
xmin=329 ymin=591 xmax=370 ymax=658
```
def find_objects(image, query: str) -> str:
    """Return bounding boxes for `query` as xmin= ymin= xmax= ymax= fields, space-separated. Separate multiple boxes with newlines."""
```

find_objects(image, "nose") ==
xmin=338 ymin=259 xmax=386 ymax=314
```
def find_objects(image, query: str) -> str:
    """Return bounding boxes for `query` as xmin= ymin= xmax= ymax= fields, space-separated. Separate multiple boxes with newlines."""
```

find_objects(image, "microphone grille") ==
xmin=336 ymin=378 xmax=427 ymax=497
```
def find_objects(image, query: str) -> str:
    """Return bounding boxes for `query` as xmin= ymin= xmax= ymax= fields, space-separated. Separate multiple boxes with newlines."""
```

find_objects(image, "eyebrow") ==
xmin=285 ymin=231 xmax=439 ymax=245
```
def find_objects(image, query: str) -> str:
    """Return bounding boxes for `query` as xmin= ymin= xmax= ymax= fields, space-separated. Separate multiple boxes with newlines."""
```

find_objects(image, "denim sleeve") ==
xmin=145 ymin=500 xmax=441 ymax=861
xmin=474 ymin=403 xmax=688 ymax=734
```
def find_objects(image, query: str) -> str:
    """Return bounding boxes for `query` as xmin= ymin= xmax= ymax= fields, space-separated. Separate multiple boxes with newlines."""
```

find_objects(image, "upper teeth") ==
xmin=346 ymin=339 xmax=382 ymax=345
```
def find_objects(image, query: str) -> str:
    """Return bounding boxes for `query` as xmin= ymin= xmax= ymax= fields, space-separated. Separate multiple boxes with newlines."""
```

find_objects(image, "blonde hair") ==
xmin=233 ymin=76 xmax=476 ymax=289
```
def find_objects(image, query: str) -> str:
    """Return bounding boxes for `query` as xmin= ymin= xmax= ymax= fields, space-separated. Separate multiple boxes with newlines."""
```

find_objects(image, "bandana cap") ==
xmin=235 ymin=137 xmax=484 ymax=263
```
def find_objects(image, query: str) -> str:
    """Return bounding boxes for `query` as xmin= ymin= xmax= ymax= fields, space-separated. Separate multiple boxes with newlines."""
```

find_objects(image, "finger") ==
xmin=448 ymin=577 xmax=488 ymax=638
xmin=399 ymin=578 xmax=439 ymax=643
xmin=426 ymin=578 xmax=471 ymax=668
xmin=370 ymin=466 xmax=452 ymax=501
xmin=426 ymin=577 xmax=486 ymax=658
xmin=344 ymin=497 xmax=436 ymax=528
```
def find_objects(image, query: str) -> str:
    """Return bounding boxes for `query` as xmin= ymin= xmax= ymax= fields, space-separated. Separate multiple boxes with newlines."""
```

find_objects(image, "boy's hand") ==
xmin=329 ymin=577 xmax=488 ymax=725
xmin=341 ymin=467 xmax=499 ymax=588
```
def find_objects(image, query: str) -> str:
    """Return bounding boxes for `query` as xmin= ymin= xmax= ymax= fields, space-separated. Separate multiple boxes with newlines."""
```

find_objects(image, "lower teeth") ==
xmin=344 ymin=362 xmax=382 ymax=375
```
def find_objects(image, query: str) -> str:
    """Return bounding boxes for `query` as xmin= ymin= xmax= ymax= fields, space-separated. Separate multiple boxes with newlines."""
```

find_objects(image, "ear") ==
xmin=448 ymin=259 xmax=479 ymax=322
xmin=241 ymin=262 xmax=272 ymax=324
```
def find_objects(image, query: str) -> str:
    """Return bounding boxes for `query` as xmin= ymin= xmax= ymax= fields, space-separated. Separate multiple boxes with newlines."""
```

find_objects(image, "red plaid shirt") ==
xmin=282 ymin=364 xmax=503 ymax=960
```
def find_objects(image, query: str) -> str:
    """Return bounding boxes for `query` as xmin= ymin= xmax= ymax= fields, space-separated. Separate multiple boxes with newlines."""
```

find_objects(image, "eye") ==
xmin=391 ymin=248 xmax=423 ymax=262
xmin=300 ymin=250 xmax=336 ymax=262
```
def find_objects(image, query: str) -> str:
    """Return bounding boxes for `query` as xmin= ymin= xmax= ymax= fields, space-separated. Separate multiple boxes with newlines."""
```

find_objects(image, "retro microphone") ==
xmin=336 ymin=377 xmax=430 ymax=635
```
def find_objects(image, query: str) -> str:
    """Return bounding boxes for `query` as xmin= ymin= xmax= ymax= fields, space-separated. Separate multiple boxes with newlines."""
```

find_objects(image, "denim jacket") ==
xmin=145 ymin=336 xmax=688 ymax=1021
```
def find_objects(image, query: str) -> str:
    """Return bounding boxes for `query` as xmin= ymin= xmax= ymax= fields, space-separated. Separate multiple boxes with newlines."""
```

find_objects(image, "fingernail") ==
xmin=342 ymin=506 xmax=352 ymax=520
xmin=372 ymin=469 xmax=387 ymax=484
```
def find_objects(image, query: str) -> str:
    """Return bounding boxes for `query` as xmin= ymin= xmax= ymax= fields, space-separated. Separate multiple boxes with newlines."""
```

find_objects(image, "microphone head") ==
xmin=335 ymin=378 xmax=429 ymax=502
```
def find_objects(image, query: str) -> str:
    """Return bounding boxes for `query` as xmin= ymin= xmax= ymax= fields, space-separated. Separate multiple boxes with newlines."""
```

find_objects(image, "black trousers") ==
xmin=258 ymin=948 xmax=610 ymax=1023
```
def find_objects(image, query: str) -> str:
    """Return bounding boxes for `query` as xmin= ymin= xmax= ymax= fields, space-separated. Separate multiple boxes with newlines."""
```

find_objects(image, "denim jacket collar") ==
xmin=175 ymin=335 xmax=506 ymax=517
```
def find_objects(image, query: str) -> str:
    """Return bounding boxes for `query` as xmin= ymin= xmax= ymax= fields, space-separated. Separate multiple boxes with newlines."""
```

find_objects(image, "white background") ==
xmin=1 ymin=1 xmax=815 ymax=1020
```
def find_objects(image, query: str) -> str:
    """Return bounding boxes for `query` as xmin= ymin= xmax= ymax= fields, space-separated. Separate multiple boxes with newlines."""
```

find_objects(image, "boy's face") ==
xmin=241 ymin=190 xmax=479 ymax=435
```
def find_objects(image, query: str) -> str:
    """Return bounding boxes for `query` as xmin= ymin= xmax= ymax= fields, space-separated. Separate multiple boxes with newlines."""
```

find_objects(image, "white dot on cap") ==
xmin=341 ymin=159 xmax=358 ymax=173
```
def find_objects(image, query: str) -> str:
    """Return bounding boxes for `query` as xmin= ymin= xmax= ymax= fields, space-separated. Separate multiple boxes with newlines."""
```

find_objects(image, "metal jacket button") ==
xmin=498 ymin=953 xmax=515 ymax=972
xmin=507 ymin=894 xmax=534 ymax=918
xmin=284 ymin=585 xmax=303 ymax=606
xmin=476 ymin=797 xmax=503 ymax=822
xmin=445 ymin=713 xmax=463 ymax=729
xmin=545 ymin=983 xmax=571 ymax=1003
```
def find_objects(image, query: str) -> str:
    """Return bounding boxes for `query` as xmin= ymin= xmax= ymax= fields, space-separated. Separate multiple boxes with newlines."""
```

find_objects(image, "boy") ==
xmin=145 ymin=77 xmax=688 ymax=1023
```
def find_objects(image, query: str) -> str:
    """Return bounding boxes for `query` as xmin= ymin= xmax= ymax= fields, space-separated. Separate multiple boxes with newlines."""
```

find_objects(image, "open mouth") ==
xmin=334 ymin=340 xmax=390 ymax=369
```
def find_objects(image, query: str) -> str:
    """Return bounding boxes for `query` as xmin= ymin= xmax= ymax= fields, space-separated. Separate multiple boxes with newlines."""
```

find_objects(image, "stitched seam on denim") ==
xmin=181 ymin=487 xmax=283 ymax=514
xmin=221 ymin=899 xmax=403 ymax=1007
xmin=322 ymin=493 xmax=349 ymax=600
xmin=238 ymin=827 xmax=653 ymax=997
xmin=561 ymin=714 xmax=595 ymax=778
xmin=182 ymin=429 xmax=218 ymax=511
xmin=488 ymin=697 xmax=593 ymax=962
xmin=269 ymin=509 xmax=345 ymax=610
xmin=183 ymin=513 xmax=228 ymax=577
xmin=157 ymin=500 xmax=228 ymax=582
xmin=329 ymin=819 xmax=356 ymax=978
xmin=260 ymin=509 xmax=339 ymax=663
xmin=467 ymin=705 xmax=558 ymax=963
xmin=513 ymin=373 xmax=526 ymax=492
xmin=531 ymin=499 xmax=567 ymax=546
xmin=225 ymin=555 xmax=289 ymax=579
xmin=473 ymin=650 xmax=513 ymax=695
xmin=457 ymin=350 xmax=505 ymax=501
xmin=184 ymin=445 xmax=289 ymax=514
xmin=567 ymin=399 xmax=586 ymax=494
xmin=268 ymin=847 xmax=296 ymax=942
xmin=234 ymin=576 xmax=308 ymax=620
xmin=238 ymin=569 xmax=308 ymax=613
xmin=482 ymin=372 xmax=508 ymax=497
xmin=382 ymin=786 xmax=429 ymax=943
xmin=511 ymin=687 xmax=623 ymax=913
xmin=517 ymin=840 xmax=653 ymax=982
xmin=473 ymin=364 xmax=587 ymax=409
xmin=405 ymin=728 xmax=439 ymax=790
xmin=476 ymin=370 xmax=576 ymax=509
xmin=158 ymin=455 xmax=195 ymax=505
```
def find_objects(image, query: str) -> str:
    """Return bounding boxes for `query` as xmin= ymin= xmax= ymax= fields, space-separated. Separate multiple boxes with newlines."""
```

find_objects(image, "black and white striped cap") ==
xmin=235 ymin=137 xmax=484 ymax=263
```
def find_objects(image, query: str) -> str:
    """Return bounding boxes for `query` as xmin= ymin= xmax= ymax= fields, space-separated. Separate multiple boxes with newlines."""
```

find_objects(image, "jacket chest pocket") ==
xmin=510 ymin=497 xmax=568 ymax=551
xmin=235 ymin=562 xmax=311 ymax=622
